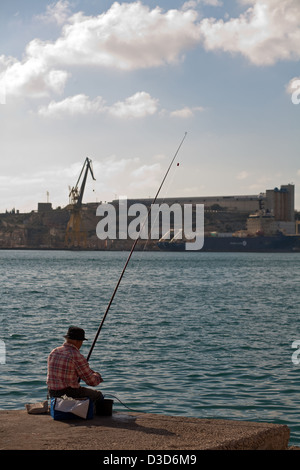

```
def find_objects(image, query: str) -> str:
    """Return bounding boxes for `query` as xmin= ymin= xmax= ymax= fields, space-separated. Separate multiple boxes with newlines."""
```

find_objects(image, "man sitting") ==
xmin=47 ymin=326 xmax=103 ymax=407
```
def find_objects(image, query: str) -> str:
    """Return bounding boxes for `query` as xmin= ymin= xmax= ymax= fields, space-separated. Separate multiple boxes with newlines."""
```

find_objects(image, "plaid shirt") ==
xmin=47 ymin=343 xmax=102 ymax=390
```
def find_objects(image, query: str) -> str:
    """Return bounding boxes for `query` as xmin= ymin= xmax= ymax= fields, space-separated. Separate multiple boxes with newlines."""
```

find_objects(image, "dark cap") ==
xmin=64 ymin=326 xmax=87 ymax=341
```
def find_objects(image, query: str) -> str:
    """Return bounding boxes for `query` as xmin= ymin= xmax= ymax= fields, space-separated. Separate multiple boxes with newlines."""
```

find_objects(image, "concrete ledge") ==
xmin=0 ymin=410 xmax=290 ymax=451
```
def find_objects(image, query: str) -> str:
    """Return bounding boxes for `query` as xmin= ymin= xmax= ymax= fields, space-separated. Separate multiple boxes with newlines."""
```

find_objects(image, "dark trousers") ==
xmin=48 ymin=386 xmax=103 ymax=403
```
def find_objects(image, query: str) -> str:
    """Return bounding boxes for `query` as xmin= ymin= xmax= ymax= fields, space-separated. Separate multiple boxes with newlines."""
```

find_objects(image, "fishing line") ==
xmin=103 ymin=393 xmax=149 ymax=413
xmin=119 ymin=148 xmax=182 ymax=302
xmin=143 ymin=156 xmax=181 ymax=247
xmin=86 ymin=132 xmax=187 ymax=362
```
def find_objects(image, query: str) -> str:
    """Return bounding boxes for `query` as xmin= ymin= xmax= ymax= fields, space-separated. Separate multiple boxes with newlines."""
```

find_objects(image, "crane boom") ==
xmin=65 ymin=157 xmax=96 ymax=248
xmin=69 ymin=157 xmax=96 ymax=207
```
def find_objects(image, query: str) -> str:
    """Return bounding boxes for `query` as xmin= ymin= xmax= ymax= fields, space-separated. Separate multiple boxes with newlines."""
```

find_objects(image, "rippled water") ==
xmin=1 ymin=249 xmax=300 ymax=445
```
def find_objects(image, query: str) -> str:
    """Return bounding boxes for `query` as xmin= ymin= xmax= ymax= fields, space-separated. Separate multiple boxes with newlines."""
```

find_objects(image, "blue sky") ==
xmin=0 ymin=0 xmax=299 ymax=212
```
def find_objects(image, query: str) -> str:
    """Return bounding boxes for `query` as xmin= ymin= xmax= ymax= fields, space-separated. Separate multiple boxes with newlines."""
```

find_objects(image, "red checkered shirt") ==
xmin=47 ymin=342 xmax=102 ymax=390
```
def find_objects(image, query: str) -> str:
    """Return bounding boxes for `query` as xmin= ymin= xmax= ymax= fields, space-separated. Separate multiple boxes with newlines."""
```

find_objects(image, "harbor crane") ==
xmin=65 ymin=157 xmax=96 ymax=248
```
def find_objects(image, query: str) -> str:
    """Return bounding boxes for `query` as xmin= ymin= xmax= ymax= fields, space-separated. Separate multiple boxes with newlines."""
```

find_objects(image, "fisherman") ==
xmin=47 ymin=326 xmax=104 ymax=405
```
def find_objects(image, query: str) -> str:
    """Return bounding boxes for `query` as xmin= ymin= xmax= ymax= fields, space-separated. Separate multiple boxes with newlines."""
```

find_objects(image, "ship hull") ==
xmin=157 ymin=235 xmax=300 ymax=253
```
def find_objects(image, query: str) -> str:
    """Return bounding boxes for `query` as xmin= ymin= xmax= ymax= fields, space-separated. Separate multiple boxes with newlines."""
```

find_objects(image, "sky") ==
xmin=0 ymin=0 xmax=299 ymax=213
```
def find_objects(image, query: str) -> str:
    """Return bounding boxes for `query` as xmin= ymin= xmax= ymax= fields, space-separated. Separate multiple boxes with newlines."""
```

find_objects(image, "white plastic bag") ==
xmin=54 ymin=396 xmax=90 ymax=419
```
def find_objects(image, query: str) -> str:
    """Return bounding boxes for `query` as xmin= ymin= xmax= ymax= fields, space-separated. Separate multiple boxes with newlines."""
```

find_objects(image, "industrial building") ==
xmin=125 ymin=184 xmax=293 ymax=215
xmin=124 ymin=184 xmax=296 ymax=235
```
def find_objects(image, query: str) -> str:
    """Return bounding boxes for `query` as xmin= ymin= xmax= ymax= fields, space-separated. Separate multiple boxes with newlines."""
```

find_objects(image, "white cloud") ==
xmin=129 ymin=163 xmax=161 ymax=191
xmin=52 ymin=2 xmax=200 ymax=69
xmin=92 ymin=157 xmax=162 ymax=199
xmin=37 ymin=91 xmax=205 ymax=119
xmin=38 ymin=91 xmax=159 ymax=119
xmin=108 ymin=92 xmax=159 ymax=119
xmin=1 ymin=0 xmax=299 ymax=105
xmin=0 ymin=54 xmax=68 ymax=99
xmin=36 ymin=0 xmax=72 ymax=25
xmin=169 ymin=106 xmax=204 ymax=118
xmin=199 ymin=0 xmax=300 ymax=65
xmin=0 ymin=156 xmax=162 ymax=211
xmin=0 ymin=2 xmax=201 ymax=101
xmin=38 ymin=94 xmax=105 ymax=117
xmin=170 ymin=107 xmax=194 ymax=118
xmin=182 ymin=0 xmax=222 ymax=9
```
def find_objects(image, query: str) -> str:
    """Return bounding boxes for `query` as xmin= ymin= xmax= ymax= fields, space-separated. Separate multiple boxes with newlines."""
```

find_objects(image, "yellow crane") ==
xmin=65 ymin=157 xmax=96 ymax=248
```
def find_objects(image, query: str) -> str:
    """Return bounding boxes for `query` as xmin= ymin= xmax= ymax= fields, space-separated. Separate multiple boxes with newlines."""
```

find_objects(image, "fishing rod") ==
xmin=86 ymin=132 xmax=187 ymax=362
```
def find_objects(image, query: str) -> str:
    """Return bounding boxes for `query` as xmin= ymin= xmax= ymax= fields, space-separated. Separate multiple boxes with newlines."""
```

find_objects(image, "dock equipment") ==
xmin=65 ymin=157 xmax=95 ymax=248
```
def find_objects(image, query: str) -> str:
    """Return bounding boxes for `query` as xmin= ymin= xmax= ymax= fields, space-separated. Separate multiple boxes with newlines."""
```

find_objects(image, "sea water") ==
xmin=0 ymin=249 xmax=300 ymax=445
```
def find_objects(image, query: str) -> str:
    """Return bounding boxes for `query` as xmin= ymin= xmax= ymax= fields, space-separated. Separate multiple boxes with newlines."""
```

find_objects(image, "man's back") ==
xmin=47 ymin=342 xmax=101 ymax=390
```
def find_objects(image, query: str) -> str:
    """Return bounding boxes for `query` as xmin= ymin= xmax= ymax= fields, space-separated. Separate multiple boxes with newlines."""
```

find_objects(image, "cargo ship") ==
xmin=157 ymin=232 xmax=300 ymax=252
xmin=157 ymin=211 xmax=300 ymax=253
